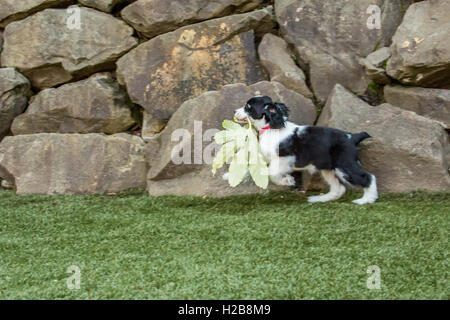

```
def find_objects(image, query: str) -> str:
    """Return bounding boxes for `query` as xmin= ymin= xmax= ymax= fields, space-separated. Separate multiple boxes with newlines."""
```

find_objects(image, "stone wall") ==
xmin=0 ymin=0 xmax=448 ymax=195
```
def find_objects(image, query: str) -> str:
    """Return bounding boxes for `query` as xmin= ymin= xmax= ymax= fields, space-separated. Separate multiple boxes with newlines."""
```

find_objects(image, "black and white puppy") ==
xmin=232 ymin=95 xmax=378 ymax=205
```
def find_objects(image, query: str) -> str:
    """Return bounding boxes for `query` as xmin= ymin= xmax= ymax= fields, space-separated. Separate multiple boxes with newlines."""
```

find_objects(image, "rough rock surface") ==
xmin=0 ymin=133 xmax=147 ymax=195
xmin=384 ymin=85 xmax=450 ymax=129
xmin=317 ymin=84 xmax=450 ymax=192
xmin=0 ymin=68 xmax=31 ymax=140
xmin=147 ymin=81 xmax=316 ymax=196
xmin=11 ymin=73 xmax=136 ymax=135
xmin=359 ymin=47 xmax=391 ymax=84
xmin=117 ymin=8 xmax=274 ymax=134
xmin=1 ymin=7 xmax=138 ymax=89
xmin=79 ymin=0 xmax=133 ymax=12
xmin=258 ymin=33 xmax=312 ymax=99
xmin=121 ymin=0 xmax=265 ymax=39
xmin=0 ymin=0 xmax=74 ymax=27
xmin=387 ymin=0 xmax=450 ymax=88
xmin=276 ymin=0 xmax=412 ymax=103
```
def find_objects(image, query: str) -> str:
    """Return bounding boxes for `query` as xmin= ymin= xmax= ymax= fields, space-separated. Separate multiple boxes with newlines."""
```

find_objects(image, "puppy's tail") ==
xmin=350 ymin=132 xmax=371 ymax=145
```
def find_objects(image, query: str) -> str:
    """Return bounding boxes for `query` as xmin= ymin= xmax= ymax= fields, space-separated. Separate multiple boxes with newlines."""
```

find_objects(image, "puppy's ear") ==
xmin=274 ymin=102 xmax=289 ymax=118
xmin=263 ymin=103 xmax=287 ymax=129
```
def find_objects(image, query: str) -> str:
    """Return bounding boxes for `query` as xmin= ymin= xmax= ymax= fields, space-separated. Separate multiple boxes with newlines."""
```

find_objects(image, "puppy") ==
xmin=231 ymin=95 xmax=378 ymax=205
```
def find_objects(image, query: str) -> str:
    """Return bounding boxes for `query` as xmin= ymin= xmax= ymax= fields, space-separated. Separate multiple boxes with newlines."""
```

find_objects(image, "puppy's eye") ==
xmin=244 ymin=104 xmax=250 ymax=111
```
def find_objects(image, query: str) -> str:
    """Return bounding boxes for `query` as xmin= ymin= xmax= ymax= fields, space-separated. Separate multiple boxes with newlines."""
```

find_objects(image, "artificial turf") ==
xmin=0 ymin=189 xmax=448 ymax=299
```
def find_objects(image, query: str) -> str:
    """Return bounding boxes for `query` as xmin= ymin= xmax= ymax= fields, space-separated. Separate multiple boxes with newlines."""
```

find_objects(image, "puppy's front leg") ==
xmin=268 ymin=158 xmax=295 ymax=186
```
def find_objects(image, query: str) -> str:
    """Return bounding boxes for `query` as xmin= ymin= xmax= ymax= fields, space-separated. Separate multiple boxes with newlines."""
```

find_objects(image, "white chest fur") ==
xmin=258 ymin=122 xmax=304 ymax=162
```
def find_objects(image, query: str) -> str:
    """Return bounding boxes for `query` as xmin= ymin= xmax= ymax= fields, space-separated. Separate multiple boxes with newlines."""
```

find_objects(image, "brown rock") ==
xmin=0 ymin=133 xmax=147 ymax=194
xmin=147 ymin=81 xmax=316 ymax=196
xmin=121 ymin=0 xmax=265 ymax=38
xmin=386 ymin=0 xmax=450 ymax=88
xmin=0 ymin=0 xmax=75 ymax=27
xmin=11 ymin=73 xmax=136 ymax=135
xmin=276 ymin=0 xmax=410 ymax=103
xmin=0 ymin=68 xmax=31 ymax=140
xmin=317 ymin=84 xmax=450 ymax=192
xmin=258 ymin=33 xmax=312 ymax=99
xmin=384 ymin=85 xmax=450 ymax=129
xmin=1 ymin=7 xmax=138 ymax=89
xmin=117 ymin=8 xmax=274 ymax=133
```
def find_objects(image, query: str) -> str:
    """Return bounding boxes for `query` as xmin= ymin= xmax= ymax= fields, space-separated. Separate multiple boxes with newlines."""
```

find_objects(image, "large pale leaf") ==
xmin=211 ymin=141 xmax=236 ymax=175
xmin=249 ymin=153 xmax=269 ymax=189
xmin=228 ymin=145 xmax=249 ymax=187
xmin=222 ymin=120 xmax=242 ymax=130
xmin=211 ymin=118 xmax=269 ymax=189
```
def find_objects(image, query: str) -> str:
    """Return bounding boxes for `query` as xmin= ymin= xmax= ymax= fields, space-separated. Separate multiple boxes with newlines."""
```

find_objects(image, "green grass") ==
xmin=0 ymin=189 xmax=448 ymax=300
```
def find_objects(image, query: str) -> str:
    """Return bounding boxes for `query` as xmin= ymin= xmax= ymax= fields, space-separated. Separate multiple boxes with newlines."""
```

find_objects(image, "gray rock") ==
xmin=0 ymin=68 xmax=31 ymax=140
xmin=387 ymin=0 xmax=450 ymax=88
xmin=117 ymin=8 xmax=274 ymax=134
xmin=79 ymin=0 xmax=133 ymax=12
xmin=121 ymin=0 xmax=265 ymax=39
xmin=359 ymin=47 xmax=391 ymax=84
xmin=0 ymin=31 xmax=3 ymax=55
xmin=384 ymin=85 xmax=450 ymax=128
xmin=11 ymin=73 xmax=136 ymax=135
xmin=1 ymin=7 xmax=138 ymax=89
xmin=317 ymin=84 xmax=450 ymax=192
xmin=147 ymin=81 xmax=317 ymax=196
xmin=365 ymin=47 xmax=391 ymax=68
xmin=0 ymin=133 xmax=147 ymax=194
xmin=0 ymin=0 xmax=75 ymax=27
xmin=141 ymin=111 xmax=165 ymax=141
xmin=258 ymin=33 xmax=312 ymax=99
xmin=276 ymin=0 xmax=410 ymax=103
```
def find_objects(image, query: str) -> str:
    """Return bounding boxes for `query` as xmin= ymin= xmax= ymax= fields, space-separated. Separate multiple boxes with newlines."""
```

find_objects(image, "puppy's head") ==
xmin=234 ymin=96 xmax=289 ymax=130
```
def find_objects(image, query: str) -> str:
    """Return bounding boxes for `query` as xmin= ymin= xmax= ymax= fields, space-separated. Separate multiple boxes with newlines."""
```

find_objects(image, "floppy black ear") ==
xmin=263 ymin=103 xmax=287 ymax=129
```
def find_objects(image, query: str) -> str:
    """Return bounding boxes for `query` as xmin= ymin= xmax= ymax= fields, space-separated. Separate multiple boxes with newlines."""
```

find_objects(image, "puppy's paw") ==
xmin=222 ymin=172 xmax=229 ymax=181
xmin=280 ymin=175 xmax=296 ymax=187
xmin=352 ymin=198 xmax=376 ymax=205
xmin=307 ymin=195 xmax=326 ymax=203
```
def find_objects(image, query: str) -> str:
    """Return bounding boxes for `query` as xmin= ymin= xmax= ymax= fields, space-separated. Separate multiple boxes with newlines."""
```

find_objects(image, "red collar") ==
xmin=259 ymin=125 xmax=271 ymax=135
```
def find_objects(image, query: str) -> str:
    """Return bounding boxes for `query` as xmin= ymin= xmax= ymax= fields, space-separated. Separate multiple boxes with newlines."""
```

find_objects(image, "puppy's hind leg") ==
xmin=352 ymin=174 xmax=378 ymax=205
xmin=336 ymin=167 xmax=378 ymax=205
xmin=308 ymin=170 xmax=346 ymax=203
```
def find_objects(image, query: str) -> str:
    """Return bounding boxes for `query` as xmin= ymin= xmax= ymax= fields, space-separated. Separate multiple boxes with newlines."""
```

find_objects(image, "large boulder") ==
xmin=317 ymin=84 xmax=450 ymax=192
xmin=386 ymin=0 xmax=450 ymax=88
xmin=121 ymin=0 xmax=265 ymax=39
xmin=384 ymin=85 xmax=450 ymax=129
xmin=147 ymin=81 xmax=317 ymax=196
xmin=0 ymin=133 xmax=147 ymax=195
xmin=0 ymin=68 xmax=31 ymax=140
xmin=11 ymin=73 xmax=136 ymax=135
xmin=79 ymin=0 xmax=133 ymax=12
xmin=258 ymin=33 xmax=312 ymax=99
xmin=117 ymin=8 xmax=274 ymax=135
xmin=0 ymin=0 xmax=74 ymax=27
xmin=1 ymin=7 xmax=138 ymax=89
xmin=275 ymin=0 xmax=413 ymax=103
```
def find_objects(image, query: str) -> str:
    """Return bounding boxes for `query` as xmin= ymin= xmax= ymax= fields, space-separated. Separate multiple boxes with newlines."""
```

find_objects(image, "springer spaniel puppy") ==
xmin=231 ymin=95 xmax=378 ymax=205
